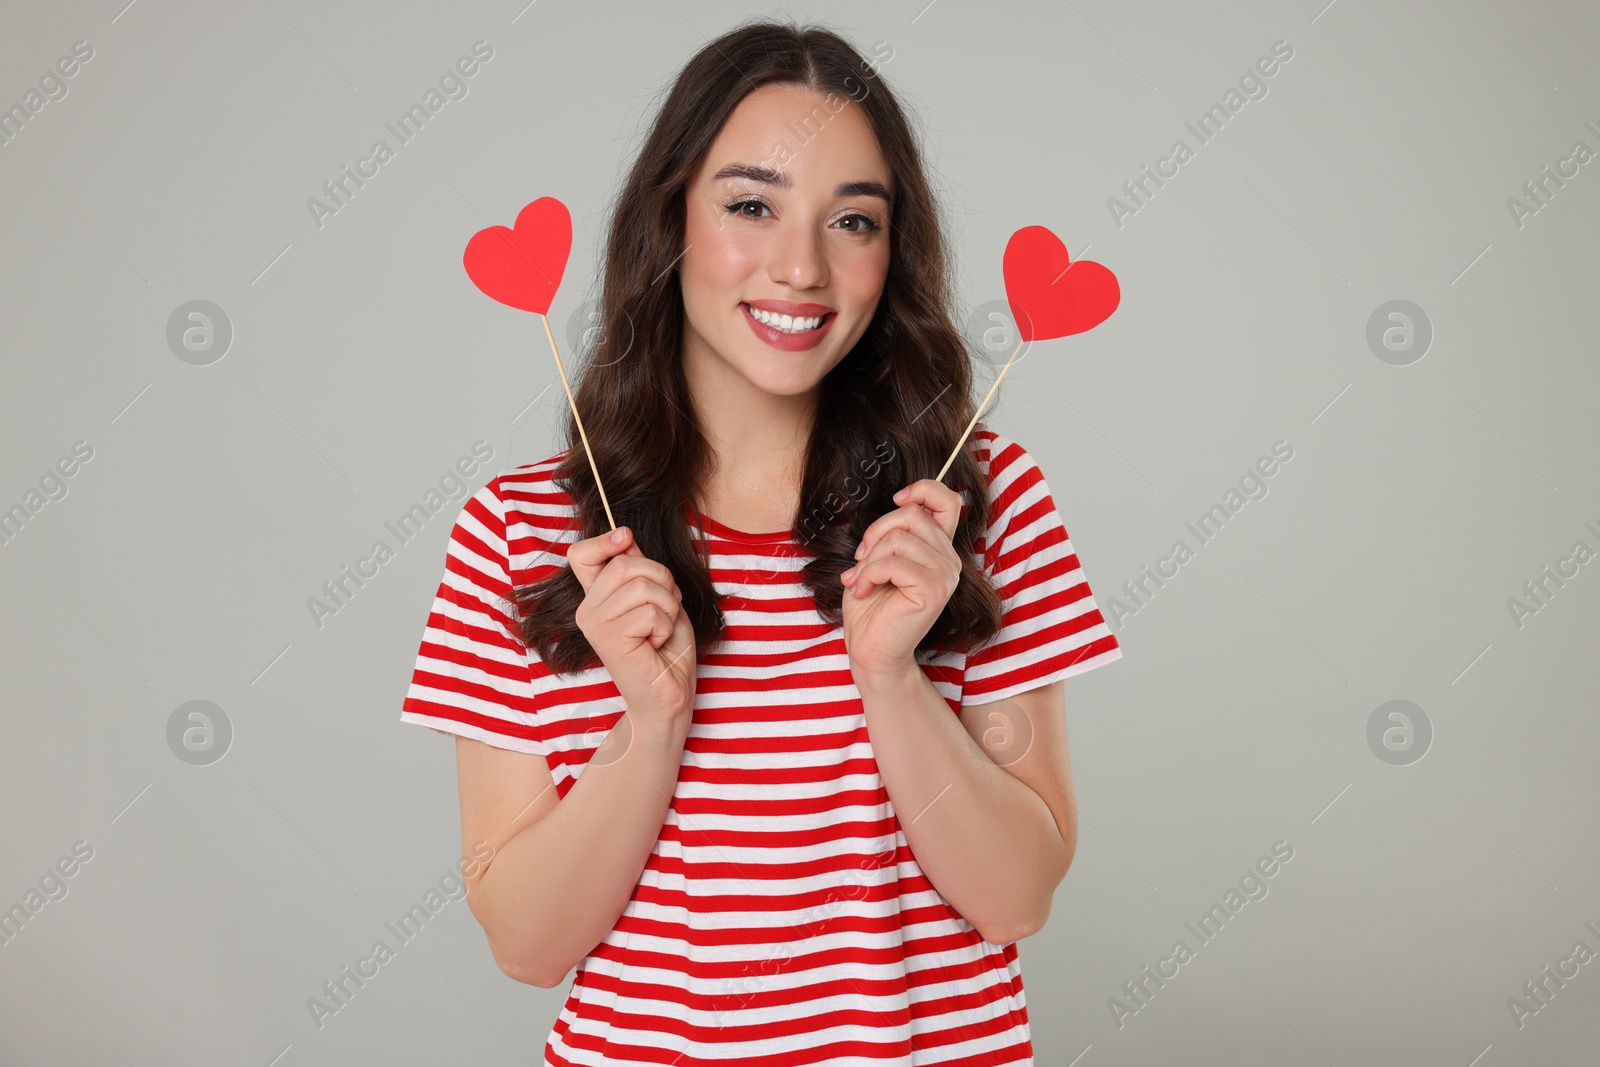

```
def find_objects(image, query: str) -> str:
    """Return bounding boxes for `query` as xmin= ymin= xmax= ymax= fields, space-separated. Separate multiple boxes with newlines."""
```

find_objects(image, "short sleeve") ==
xmin=960 ymin=428 xmax=1122 ymax=707
xmin=400 ymin=474 xmax=550 ymax=755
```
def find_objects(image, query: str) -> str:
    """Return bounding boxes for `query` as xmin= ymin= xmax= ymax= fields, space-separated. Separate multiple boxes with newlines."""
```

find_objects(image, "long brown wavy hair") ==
xmin=514 ymin=19 xmax=1006 ymax=674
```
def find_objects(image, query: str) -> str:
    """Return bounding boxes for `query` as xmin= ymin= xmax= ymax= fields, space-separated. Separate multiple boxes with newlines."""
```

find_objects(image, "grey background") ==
xmin=2 ymin=0 xmax=1597 ymax=1063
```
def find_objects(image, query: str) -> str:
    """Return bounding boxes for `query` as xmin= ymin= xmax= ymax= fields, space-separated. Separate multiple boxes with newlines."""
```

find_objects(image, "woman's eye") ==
xmin=836 ymin=213 xmax=882 ymax=233
xmin=723 ymin=201 xmax=881 ymax=231
xmin=727 ymin=199 xmax=770 ymax=219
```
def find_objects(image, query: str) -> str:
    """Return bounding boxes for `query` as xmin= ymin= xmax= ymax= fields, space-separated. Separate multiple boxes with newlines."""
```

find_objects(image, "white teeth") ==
xmin=747 ymin=305 xmax=823 ymax=332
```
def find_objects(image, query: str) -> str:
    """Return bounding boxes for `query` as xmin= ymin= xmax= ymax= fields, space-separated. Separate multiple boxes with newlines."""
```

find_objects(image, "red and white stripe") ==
xmin=402 ymin=423 xmax=1121 ymax=1065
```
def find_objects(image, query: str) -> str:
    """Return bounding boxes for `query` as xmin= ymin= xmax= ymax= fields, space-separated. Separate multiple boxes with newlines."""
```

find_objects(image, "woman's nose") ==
xmin=768 ymin=221 xmax=829 ymax=289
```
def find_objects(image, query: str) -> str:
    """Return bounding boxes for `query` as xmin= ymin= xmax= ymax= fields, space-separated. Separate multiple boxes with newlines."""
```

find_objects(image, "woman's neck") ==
xmin=683 ymin=341 xmax=818 ymax=529
xmin=694 ymin=407 xmax=813 ymax=532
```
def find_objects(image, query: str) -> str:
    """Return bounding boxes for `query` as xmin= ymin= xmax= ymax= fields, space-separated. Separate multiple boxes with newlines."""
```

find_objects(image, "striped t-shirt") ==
xmin=401 ymin=423 xmax=1122 ymax=1066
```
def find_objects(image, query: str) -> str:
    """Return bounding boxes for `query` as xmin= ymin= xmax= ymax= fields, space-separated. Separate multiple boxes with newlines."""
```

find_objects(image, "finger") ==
xmin=846 ymin=567 xmax=925 ymax=652
xmin=588 ymin=579 xmax=681 ymax=655
xmin=847 ymin=528 xmax=934 ymax=598
xmin=854 ymin=489 xmax=957 ymax=567
xmin=617 ymin=601 xmax=674 ymax=650
xmin=848 ymin=534 xmax=939 ymax=601
xmin=649 ymin=607 xmax=698 ymax=690
xmin=854 ymin=480 xmax=962 ymax=561
xmin=586 ymin=545 xmax=679 ymax=606
xmin=868 ymin=525 xmax=943 ymax=566
xmin=617 ymin=588 xmax=684 ymax=656
xmin=892 ymin=479 xmax=962 ymax=541
xmin=594 ymin=573 xmax=681 ymax=631
xmin=566 ymin=526 xmax=637 ymax=593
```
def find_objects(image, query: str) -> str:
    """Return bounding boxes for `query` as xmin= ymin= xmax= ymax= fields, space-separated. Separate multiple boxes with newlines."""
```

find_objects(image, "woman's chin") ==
xmin=748 ymin=358 xmax=844 ymax=396
xmin=722 ymin=348 xmax=839 ymax=397
xmin=745 ymin=368 xmax=828 ymax=398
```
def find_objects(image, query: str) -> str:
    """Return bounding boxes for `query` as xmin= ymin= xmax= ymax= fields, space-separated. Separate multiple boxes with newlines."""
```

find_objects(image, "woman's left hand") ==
xmin=841 ymin=479 xmax=964 ymax=681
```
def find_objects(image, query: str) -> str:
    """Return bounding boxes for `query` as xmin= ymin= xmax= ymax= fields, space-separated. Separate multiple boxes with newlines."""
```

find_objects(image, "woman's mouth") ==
xmin=740 ymin=302 xmax=837 ymax=351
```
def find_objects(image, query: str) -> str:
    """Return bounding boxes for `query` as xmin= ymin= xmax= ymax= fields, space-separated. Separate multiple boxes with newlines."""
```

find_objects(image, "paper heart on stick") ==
xmin=463 ymin=196 xmax=572 ymax=314
xmin=1002 ymin=225 xmax=1119 ymax=342
xmin=460 ymin=194 xmax=616 ymax=529
xmin=935 ymin=226 xmax=1119 ymax=484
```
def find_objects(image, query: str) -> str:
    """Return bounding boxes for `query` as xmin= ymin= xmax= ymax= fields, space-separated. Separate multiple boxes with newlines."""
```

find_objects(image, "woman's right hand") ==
xmin=566 ymin=525 xmax=697 ymax=726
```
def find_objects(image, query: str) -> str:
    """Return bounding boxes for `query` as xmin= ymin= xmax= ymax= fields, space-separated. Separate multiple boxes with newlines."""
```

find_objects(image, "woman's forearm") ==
xmin=855 ymin=663 xmax=1069 ymax=944
xmin=471 ymin=711 xmax=692 ymax=987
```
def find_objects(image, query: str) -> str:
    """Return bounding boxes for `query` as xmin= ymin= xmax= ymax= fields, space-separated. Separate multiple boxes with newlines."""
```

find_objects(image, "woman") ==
xmin=401 ymin=20 xmax=1121 ymax=1066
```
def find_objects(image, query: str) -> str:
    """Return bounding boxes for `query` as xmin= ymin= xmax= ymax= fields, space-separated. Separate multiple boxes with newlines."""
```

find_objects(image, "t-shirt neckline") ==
xmin=683 ymin=502 xmax=794 ymax=544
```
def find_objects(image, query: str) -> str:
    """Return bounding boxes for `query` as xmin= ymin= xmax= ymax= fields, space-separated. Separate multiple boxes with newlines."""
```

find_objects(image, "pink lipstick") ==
xmin=740 ymin=299 xmax=837 ymax=352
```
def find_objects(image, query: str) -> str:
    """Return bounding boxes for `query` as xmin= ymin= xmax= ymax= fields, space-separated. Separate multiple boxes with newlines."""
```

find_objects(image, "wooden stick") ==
xmin=540 ymin=313 xmax=616 ymax=530
xmin=937 ymin=337 xmax=1026 ymax=484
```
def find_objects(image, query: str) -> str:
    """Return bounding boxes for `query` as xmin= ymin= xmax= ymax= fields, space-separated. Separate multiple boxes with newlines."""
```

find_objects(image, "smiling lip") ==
xmin=740 ymin=300 xmax=837 ymax=351
xmin=744 ymin=299 xmax=836 ymax=316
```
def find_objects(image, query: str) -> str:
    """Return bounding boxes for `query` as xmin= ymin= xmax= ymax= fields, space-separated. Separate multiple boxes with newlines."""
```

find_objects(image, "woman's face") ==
xmin=679 ymin=82 xmax=893 ymax=402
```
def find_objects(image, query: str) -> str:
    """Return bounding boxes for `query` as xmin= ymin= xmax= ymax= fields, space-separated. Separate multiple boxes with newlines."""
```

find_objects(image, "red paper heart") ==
xmin=1003 ymin=226 xmax=1120 ymax=342
xmin=463 ymin=196 xmax=572 ymax=314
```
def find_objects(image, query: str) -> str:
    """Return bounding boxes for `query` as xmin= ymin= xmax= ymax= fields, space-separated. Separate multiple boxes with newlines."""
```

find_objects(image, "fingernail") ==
xmin=842 ymin=567 xmax=856 ymax=581
xmin=854 ymin=543 xmax=864 ymax=559
xmin=611 ymin=528 xmax=626 ymax=544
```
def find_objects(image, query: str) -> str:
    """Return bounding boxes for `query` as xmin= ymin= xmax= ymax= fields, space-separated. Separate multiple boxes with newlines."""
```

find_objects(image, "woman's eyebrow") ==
xmin=711 ymin=163 xmax=892 ymax=203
